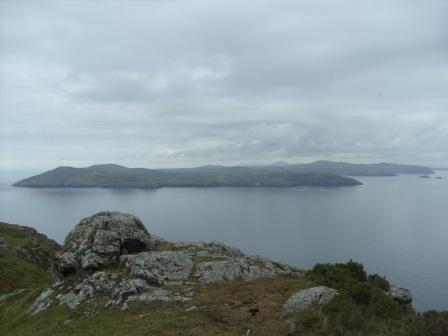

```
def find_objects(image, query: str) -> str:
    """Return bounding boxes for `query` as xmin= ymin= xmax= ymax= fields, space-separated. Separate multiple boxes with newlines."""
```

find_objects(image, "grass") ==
xmin=0 ymin=276 xmax=310 ymax=336
xmin=2 ymin=224 xmax=448 ymax=336
xmin=0 ymin=222 xmax=59 ymax=295
xmin=0 ymin=252 xmax=50 ymax=294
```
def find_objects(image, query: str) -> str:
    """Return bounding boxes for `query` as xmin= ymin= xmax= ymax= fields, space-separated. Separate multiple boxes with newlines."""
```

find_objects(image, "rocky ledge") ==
xmin=30 ymin=211 xmax=304 ymax=315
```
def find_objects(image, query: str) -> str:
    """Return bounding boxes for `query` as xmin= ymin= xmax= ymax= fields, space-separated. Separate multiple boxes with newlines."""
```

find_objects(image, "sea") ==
xmin=0 ymin=170 xmax=447 ymax=311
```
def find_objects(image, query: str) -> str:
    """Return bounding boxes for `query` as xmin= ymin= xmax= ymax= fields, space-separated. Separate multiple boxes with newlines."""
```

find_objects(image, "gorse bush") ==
xmin=304 ymin=261 xmax=402 ymax=334
xmin=368 ymin=273 xmax=390 ymax=291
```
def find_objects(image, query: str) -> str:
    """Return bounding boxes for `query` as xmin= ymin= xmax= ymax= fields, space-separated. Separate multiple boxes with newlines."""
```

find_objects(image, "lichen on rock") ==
xmin=282 ymin=286 xmax=338 ymax=314
xmin=56 ymin=211 xmax=151 ymax=273
xmin=29 ymin=211 xmax=305 ymax=315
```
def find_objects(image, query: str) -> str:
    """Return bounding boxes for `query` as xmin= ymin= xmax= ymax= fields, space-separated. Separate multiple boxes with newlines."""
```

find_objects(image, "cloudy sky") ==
xmin=1 ymin=0 xmax=447 ymax=170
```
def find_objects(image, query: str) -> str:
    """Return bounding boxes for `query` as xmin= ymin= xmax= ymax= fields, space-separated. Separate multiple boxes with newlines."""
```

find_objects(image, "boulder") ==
xmin=388 ymin=285 xmax=412 ymax=304
xmin=388 ymin=285 xmax=412 ymax=312
xmin=282 ymin=286 xmax=338 ymax=314
xmin=56 ymin=211 xmax=151 ymax=273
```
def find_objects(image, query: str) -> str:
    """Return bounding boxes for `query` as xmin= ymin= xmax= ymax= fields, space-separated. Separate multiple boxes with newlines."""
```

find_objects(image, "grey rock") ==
xmin=388 ymin=285 xmax=413 ymax=312
xmin=185 ymin=305 xmax=198 ymax=312
xmin=57 ymin=211 xmax=151 ymax=273
xmin=125 ymin=287 xmax=191 ymax=308
xmin=56 ymin=252 xmax=77 ymax=275
xmin=0 ymin=289 xmax=26 ymax=302
xmin=175 ymin=241 xmax=245 ymax=258
xmin=195 ymin=256 xmax=302 ymax=283
xmin=37 ymin=270 xmax=189 ymax=313
xmin=282 ymin=286 xmax=338 ymax=314
xmin=57 ymin=292 xmax=81 ymax=309
xmin=93 ymin=230 xmax=121 ymax=255
xmin=29 ymin=288 xmax=55 ymax=315
xmin=120 ymin=251 xmax=193 ymax=284
xmin=388 ymin=285 xmax=412 ymax=305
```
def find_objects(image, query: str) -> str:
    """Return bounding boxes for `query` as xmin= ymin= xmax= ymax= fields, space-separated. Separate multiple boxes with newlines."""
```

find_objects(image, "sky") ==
xmin=1 ymin=0 xmax=447 ymax=171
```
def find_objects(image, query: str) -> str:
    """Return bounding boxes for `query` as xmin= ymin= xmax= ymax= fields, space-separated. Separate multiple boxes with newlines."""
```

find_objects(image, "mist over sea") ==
xmin=0 ymin=171 xmax=447 ymax=311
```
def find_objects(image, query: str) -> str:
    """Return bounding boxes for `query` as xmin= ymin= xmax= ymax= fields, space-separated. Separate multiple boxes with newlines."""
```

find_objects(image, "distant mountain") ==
xmin=13 ymin=164 xmax=361 ymax=188
xmin=269 ymin=161 xmax=292 ymax=167
xmin=287 ymin=161 xmax=434 ymax=176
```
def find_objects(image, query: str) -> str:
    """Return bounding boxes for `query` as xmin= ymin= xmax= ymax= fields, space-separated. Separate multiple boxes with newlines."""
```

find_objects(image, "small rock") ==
xmin=29 ymin=288 xmax=55 ymax=315
xmin=388 ymin=285 xmax=412 ymax=304
xmin=388 ymin=285 xmax=412 ymax=312
xmin=282 ymin=286 xmax=338 ymax=315
xmin=0 ymin=289 xmax=26 ymax=302
xmin=185 ymin=305 xmax=198 ymax=312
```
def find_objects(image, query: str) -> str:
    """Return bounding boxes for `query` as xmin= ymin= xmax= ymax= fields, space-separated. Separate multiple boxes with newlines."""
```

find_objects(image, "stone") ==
xmin=29 ymin=288 xmax=55 ymax=315
xmin=388 ymin=285 xmax=412 ymax=312
xmin=56 ymin=211 xmax=151 ymax=273
xmin=195 ymin=256 xmax=302 ymax=283
xmin=0 ymin=289 xmax=26 ymax=302
xmin=175 ymin=241 xmax=245 ymax=258
xmin=282 ymin=286 xmax=338 ymax=314
xmin=120 ymin=251 xmax=193 ymax=285
xmin=388 ymin=285 xmax=412 ymax=304
xmin=185 ymin=305 xmax=198 ymax=312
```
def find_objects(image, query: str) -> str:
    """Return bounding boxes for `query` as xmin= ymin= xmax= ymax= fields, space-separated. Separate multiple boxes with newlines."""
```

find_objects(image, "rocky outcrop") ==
xmin=282 ymin=286 xmax=338 ymax=314
xmin=29 ymin=271 xmax=192 ymax=314
xmin=388 ymin=285 xmax=413 ymax=312
xmin=174 ymin=241 xmax=245 ymax=258
xmin=195 ymin=256 xmax=301 ymax=283
xmin=56 ymin=212 xmax=151 ymax=274
xmin=28 ymin=211 xmax=305 ymax=314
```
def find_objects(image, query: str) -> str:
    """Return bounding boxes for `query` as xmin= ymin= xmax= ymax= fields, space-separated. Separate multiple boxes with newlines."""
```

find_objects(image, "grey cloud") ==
xmin=1 ymin=0 xmax=448 ymax=170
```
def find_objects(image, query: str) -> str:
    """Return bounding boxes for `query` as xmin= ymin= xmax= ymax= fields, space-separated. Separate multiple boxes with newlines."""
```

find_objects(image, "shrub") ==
xmin=368 ymin=273 xmax=390 ymax=291
xmin=306 ymin=261 xmax=402 ymax=322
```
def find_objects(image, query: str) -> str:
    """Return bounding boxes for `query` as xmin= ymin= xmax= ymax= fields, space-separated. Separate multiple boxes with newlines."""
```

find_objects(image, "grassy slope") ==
xmin=0 ymin=223 xmax=59 ymax=294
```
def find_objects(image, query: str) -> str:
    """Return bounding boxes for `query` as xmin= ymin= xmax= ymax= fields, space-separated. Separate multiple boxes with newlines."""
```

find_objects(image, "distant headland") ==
xmin=12 ymin=161 xmax=433 ymax=189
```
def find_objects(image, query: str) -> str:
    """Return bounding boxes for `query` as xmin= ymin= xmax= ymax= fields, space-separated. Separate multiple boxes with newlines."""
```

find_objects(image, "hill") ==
xmin=0 ymin=223 xmax=61 ymax=295
xmin=13 ymin=164 xmax=362 ymax=188
xmin=1 ymin=212 xmax=447 ymax=336
xmin=261 ymin=160 xmax=434 ymax=176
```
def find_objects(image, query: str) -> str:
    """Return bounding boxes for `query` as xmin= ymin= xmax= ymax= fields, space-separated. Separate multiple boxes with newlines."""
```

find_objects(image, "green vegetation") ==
xmin=13 ymin=164 xmax=363 ymax=188
xmin=301 ymin=261 xmax=448 ymax=335
xmin=0 ymin=277 xmax=310 ymax=336
xmin=0 ymin=252 xmax=50 ymax=294
xmin=1 ymin=221 xmax=447 ymax=336
xmin=0 ymin=223 xmax=60 ymax=294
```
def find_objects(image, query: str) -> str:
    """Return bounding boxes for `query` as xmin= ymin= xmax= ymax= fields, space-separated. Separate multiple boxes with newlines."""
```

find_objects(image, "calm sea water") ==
xmin=0 ymin=171 xmax=447 ymax=311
